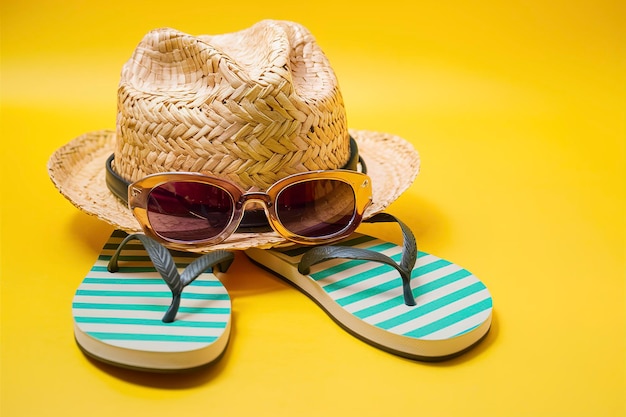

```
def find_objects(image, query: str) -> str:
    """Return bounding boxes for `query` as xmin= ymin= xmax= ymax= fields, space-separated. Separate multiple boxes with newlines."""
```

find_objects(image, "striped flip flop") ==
xmin=245 ymin=213 xmax=493 ymax=361
xmin=72 ymin=230 xmax=234 ymax=372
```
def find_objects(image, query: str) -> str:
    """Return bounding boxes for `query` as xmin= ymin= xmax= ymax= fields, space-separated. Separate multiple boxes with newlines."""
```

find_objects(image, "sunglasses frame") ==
xmin=128 ymin=170 xmax=372 ymax=250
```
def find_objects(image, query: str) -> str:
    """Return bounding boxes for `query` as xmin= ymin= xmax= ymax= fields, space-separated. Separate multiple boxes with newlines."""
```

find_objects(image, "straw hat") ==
xmin=48 ymin=20 xmax=420 ymax=251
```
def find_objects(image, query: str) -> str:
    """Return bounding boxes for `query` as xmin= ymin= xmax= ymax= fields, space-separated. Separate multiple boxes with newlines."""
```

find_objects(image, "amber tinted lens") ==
xmin=147 ymin=181 xmax=234 ymax=241
xmin=276 ymin=179 xmax=356 ymax=238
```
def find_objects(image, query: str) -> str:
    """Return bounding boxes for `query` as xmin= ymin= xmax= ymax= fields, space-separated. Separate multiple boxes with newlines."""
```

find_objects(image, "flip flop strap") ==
xmin=107 ymin=233 xmax=234 ymax=322
xmin=298 ymin=212 xmax=417 ymax=306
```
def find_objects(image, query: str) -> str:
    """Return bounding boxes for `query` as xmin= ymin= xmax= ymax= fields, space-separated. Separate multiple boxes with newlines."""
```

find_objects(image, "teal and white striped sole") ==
xmin=246 ymin=234 xmax=492 ymax=361
xmin=72 ymin=230 xmax=232 ymax=372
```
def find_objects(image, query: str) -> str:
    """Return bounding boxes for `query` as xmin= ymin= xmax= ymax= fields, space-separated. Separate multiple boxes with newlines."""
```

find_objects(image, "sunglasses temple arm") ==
xmin=298 ymin=213 xmax=417 ymax=306
xmin=107 ymin=233 xmax=234 ymax=323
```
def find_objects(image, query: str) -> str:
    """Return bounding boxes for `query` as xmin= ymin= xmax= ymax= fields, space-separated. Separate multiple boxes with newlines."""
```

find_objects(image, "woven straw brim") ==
xmin=48 ymin=129 xmax=420 ymax=251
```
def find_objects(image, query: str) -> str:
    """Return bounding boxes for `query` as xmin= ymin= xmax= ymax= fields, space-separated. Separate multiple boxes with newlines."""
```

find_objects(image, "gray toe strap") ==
xmin=298 ymin=213 xmax=417 ymax=306
xmin=107 ymin=233 xmax=235 ymax=323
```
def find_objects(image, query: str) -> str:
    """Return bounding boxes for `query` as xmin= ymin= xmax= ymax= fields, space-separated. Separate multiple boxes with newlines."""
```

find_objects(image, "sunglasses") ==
xmin=106 ymin=155 xmax=372 ymax=249
xmin=105 ymin=136 xmax=374 ymax=249
xmin=131 ymin=171 xmax=372 ymax=248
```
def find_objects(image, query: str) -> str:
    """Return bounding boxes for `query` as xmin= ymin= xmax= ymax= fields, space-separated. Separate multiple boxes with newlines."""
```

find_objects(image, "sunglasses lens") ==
xmin=147 ymin=182 xmax=234 ymax=242
xmin=276 ymin=179 xmax=356 ymax=238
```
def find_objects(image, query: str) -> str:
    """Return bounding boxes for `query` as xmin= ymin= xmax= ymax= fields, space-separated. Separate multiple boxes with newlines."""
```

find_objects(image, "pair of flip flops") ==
xmin=72 ymin=214 xmax=493 ymax=371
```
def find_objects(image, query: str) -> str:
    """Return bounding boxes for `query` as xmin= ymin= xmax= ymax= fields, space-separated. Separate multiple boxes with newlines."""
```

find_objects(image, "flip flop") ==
xmin=72 ymin=230 xmax=235 ymax=372
xmin=245 ymin=213 xmax=493 ymax=361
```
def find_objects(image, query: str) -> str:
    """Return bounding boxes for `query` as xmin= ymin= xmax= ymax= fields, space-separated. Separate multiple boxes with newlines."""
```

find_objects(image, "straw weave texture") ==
xmin=114 ymin=21 xmax=349 ymax=189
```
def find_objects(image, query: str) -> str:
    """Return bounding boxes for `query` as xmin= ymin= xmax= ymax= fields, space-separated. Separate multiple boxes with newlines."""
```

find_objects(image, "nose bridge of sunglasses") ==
xmin=236 ymin=192 xmax=273 ymax=210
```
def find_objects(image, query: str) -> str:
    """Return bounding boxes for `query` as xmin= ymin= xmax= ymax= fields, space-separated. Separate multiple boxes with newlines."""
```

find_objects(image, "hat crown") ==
xmin=114 ymin=20 xmax=350 ymax=189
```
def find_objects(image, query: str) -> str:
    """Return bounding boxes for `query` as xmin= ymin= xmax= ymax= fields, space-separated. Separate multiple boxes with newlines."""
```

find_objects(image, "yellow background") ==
xmin=1 ymin=1 xmax=624 ymax=416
